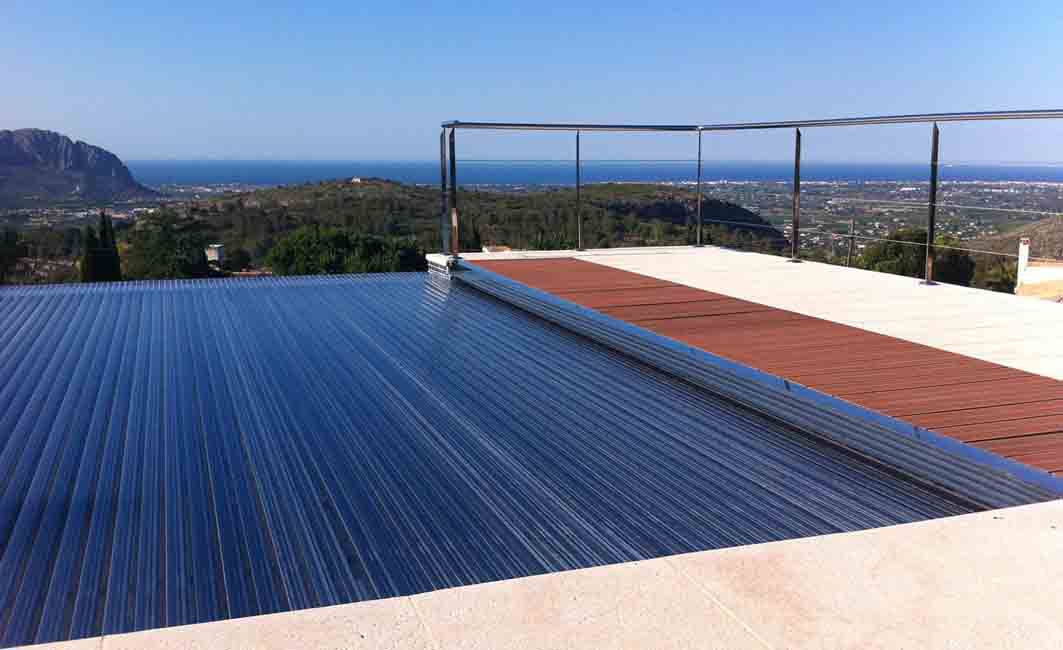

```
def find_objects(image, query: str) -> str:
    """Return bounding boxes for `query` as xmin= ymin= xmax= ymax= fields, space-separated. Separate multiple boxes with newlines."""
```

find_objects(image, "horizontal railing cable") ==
xmin=831 ymin=197 xmax=1063 ymax=218
xmin=690 ymin=222 xmax=1063 ymax=263
xmin=696 ymin=188 xmax=1063 ymax=220
xmin=699 ymin=217 xmax=787 ymax=231
xmin=669 ymin=216 xmax=1063 ymax=262
xmin=837 ymin=232 xmax=1059 ymax=261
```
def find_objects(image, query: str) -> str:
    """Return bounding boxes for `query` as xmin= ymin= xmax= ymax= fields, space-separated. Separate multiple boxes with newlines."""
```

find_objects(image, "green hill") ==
xmin=2 ymin=178 xmax=789 ymax=284
xmin=186 ymin=178 xmax=786 ymax=262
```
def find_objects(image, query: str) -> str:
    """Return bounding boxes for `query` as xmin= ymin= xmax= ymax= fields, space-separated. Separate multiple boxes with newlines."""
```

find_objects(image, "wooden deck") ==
xmin=474 ymin=258 xmax=1063 ymax=477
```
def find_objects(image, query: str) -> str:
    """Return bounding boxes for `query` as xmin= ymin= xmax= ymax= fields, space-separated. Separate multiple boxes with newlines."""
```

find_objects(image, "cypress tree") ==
xmin=80 ymin=226 xmax=99 ymax=282
xmin=95 ymin=211 xmax=122 ymax=281
xmin=0 ymin=228 xmax=20 ymax=284
xmin=109 ymin=216 xmax=122 ymax=280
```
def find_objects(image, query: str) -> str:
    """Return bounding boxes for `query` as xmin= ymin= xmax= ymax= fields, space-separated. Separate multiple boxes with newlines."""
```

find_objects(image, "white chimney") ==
xmin=1016 ymin=237 xmax=1031 ymax=289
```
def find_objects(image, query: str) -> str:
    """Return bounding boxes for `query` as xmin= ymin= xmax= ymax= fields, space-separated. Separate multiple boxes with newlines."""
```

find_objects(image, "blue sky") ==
xmin=5 ymin=0 xmax=1063 ymax=162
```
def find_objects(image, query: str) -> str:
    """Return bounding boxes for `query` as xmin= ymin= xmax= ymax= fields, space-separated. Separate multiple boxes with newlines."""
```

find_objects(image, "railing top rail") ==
xmin=441 ymin=121 xmax=699 ymax=132
xmin=443 ymin=109 xmax=1063 ymax=133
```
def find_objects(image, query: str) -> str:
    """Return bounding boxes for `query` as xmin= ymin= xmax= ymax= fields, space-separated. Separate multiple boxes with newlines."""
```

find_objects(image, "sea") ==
xmin=126 ymin=160 xmax=1063 ymax=189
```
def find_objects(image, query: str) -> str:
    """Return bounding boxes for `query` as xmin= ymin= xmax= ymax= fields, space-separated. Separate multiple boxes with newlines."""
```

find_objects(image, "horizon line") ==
xmin=125 ymin=158 xmax=1063 ymax=167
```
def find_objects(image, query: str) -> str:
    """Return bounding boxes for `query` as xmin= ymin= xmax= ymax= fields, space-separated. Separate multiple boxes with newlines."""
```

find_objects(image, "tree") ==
xmin=974 ymin=259 xmax=1017 ymax=293
xmin=123 ymin=210 xmax=212 ymax=280
xmin=78 ymin=212 xmax=123 ymax=282
xmin=96 ymin=211 xmax=122 ymax=281
xmin=934 ymin=238 xmax=977 ymax=286
xmin=222 ymin=247 xmax=252 ymax=272
xmin=80 ymin=226 xmax=99 ymax=282
xmin=462 ymin=217 xmax=483 ymax=253
xmin=859 ymin=228 xmax=975 ymax=286
xmin=0 ymin=228 xmax=22 ymax=284
xmin=266 ymin=225 xmax=426 ymax=275
xmin=62 ymin=228 xmax=84 ymax=258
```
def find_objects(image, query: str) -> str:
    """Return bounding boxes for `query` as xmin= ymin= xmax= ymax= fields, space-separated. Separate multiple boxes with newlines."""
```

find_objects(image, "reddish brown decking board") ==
xmin=474 ymin=257 xmax=1063 ymax=477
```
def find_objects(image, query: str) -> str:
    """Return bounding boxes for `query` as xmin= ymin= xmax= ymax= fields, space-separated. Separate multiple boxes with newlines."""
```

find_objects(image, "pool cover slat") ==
xmin=0 ymin=274 xmax=1035 ymax=646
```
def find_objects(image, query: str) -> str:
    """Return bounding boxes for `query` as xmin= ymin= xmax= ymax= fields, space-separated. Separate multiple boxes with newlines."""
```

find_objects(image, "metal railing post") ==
xmin=846 ymin=218 xmax=855 ymax=267
xmin=448 ymin=128 xmax=460 ymax=256
xmin=696 ymin=130 xmax=703 ymax=247
xmin=924 ymin=123 xmax=940 ymax=284
xmin=576 ymin=130 xmax=582 ymax=250
xmin=790 ymin=128 xmax=802 ymax=262
xmin=440 ymin=128 xmax=449 ymax=254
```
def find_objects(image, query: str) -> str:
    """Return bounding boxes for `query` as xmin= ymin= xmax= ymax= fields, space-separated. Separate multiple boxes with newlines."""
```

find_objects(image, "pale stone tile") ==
xmin=411 ymin=571 xmax=571 ymax=650
xmin=554 ymin=558 xmax=766 ymax=650
xmin=410 ymin=558 xmax=764 ymax=650
xmin=101 ymin=596 xmax=436 ymax=650
xmin=668 ymin=502 xmax=1063 ymax=649
xmin=24 ymin=638 xmax=103 ymax=650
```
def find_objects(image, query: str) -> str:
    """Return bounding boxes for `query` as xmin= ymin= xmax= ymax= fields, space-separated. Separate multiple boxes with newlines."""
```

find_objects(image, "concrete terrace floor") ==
xmin=34 ymin=500 xmax=1063 ymax=649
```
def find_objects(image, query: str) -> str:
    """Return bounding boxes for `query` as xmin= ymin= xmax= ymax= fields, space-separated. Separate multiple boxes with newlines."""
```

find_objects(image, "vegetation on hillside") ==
xmin=858 ymin=228 xmax=976 ymax=287
xmin=968 ymin=216 xmax=1063 ymax=260
xmin=972 ymin=259 xmax=1017 ymax=293
xmin=0 ymin=225 xmax=81 ymax=284
xmin=187 ymin=179 xmax=786 ymax=259
xmin=267 ymin=225 xmax=426 ymax=275
xmin=18 ymin=178 xmax=1039 ymax=294
xmin=122 ymin=211 xmax=214 ymax=280
xmin=0 ymin=228 xmax=20 ymax=284
xmin=80 ymin=212 xmax=122 ymax=282
xmin=0 ymin=179 xmax=790 ymax=285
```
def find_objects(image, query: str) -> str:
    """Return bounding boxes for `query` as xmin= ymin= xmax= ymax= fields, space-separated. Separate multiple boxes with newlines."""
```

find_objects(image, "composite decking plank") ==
xmin=935 ymin=415 xmax=1063 ymax=442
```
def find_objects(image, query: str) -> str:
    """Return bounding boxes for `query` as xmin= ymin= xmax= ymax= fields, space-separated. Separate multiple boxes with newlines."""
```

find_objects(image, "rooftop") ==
xmin=2 ymin=270 xmax=1058 ymax=647
xmin=464 ymin=246 xmax=1063 ymax=476
xmin=14 ymin=108 xmax=1063 ymax=647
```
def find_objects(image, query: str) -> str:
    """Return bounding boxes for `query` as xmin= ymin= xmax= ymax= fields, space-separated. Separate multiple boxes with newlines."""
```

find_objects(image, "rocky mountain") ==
xmin=0 ymin=129 xmax=156 ymax=206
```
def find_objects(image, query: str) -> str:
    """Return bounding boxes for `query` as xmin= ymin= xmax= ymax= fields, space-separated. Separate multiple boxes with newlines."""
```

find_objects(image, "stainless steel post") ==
xmin=924 ymin=123 xmax=940 ymax=284
xmin=576 ymin=130 xmax=582 ymax=250
xmin=846 ymin=218 xmax=855 ymax=267
xmin=440 ymin=128 xmax=449 ymax=254
xmin=696 ymin=130 xmax=703 ymax=246
xmin=449 ymin=129 xmax=459 ymax=256
xmin=790 ymin=128 xmax=802 ymax=262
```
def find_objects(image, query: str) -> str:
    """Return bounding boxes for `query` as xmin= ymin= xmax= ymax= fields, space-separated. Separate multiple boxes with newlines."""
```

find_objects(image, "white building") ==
xmin=1017 ymin=237 xmax=1063 ymax=301
xmin=205 ymin=244 xmax=225 ymax=267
